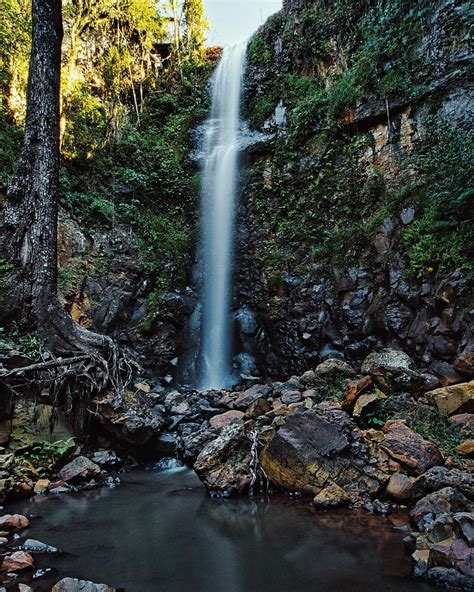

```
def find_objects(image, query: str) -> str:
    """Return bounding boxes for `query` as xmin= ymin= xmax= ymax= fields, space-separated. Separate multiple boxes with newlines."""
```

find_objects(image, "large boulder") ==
xmin=51 ymin=578 xmax=116 ymax=592
xmin=194 ymin=423 xmax=252 ymax=496
xmin=413 ymin=466 xmax=474 ymax=500
xmin=361 ymin=349 xmax=423 ymax=394
xmin=58 ymin=456 xmax=101 ymax=483
xmin=427 ymin=381 xmax=474 ymax=415
xmin=260 ymin=405 xmax=390 ymax=498
xmin=233 ymin=384 xmax=272 ymax=410
xmin=410 ymin=487 xmax=473 ymax=526
xmin=380 ymin=420 xmax=443 ymax=475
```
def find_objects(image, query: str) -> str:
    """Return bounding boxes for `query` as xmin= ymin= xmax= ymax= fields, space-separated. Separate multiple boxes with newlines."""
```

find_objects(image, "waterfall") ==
xmin=197 ymin=41 xmax=248 ymax=390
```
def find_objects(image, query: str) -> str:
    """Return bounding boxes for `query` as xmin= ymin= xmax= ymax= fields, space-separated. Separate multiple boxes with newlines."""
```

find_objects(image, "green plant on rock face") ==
xmin=403 ymin=124 xmax=474 ymax=277
xmin=16 ymin=438 xmax=75 ymax=474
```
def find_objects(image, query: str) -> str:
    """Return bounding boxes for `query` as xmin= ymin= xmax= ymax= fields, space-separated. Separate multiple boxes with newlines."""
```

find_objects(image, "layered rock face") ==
xmin=234 ymin=0 xmax=473 ymax=382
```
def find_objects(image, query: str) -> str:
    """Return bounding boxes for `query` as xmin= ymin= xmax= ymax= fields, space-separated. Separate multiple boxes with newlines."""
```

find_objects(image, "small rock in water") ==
xmin=58 ymin=457 xmax=101 ymax=483
xmin=21 ymin=538 xmax=60 ymax=554
xmin=2 ymin=551 xmax=34 ymax=571
xmin=51 ymin=577 xmax=117 ymax=591
xmin=34 ymin=479 xmax=50 ymax=494
xmin=0 ymin=514 xmax=29 ymax=531
xmin=154 ymin=457 xmax=184 ymax=471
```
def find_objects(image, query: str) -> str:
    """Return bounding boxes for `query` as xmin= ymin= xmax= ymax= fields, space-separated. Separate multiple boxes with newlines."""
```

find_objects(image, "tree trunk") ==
xmin=0 ymin=0 xmax=62 ymax=332
xmin=0 ymin=0 xmax=113 ymax=358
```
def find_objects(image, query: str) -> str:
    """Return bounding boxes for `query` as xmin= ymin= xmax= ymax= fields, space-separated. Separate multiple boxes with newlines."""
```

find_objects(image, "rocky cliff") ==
xmin=234 ymin=0 xmax=473 ymax=383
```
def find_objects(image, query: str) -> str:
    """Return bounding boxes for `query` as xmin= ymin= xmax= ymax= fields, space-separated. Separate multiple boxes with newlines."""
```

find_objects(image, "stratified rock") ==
xmin=280 ymin=390 xmax=302 ymax=404
xmin=410 ymin=488 xmax=473 ymax=526
xmin=260 ymin=406 xmax=389 ymax=497
xmin=413 ymin=466 xmax=474 ymax=500
xmin=314 ymin=359 xmax=355 ymax=378
xmin=380 ymin=421 xmax=443 ymax=475
xmin=0 ymin=514 xmax=29 ymax=531
xmin=386 ymin=473 xmax=413 ymax=501
xmin=58 ymin=456 xmax=101 ymax=483
xmin=194 ymin=423 xmax=252 ymax=496
xmin=51 ymin=578 xmax=116 ymax=592
xmin=209 ymin=410 xmax=244 ymax=429
xmin=427 ymin=381 xmax=474 ymax=415
xmin=2 ymin=551 xmax=34 ymax=571
xmin=361 ymin=349 xmax=423 ymax=394
xmin=313 ymin=484 xmax=350 ymax=508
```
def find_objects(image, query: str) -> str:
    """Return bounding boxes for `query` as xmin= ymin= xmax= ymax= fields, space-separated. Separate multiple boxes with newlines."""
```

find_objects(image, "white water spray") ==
xmin=197 ymin=41 xmax=247 ymax=390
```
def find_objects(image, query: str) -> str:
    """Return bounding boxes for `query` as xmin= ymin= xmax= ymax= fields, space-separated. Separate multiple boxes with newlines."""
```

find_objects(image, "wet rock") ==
xmin=18 ymin=584 xmax=33 ymax=592
xmin=386 ymin=473 xmax=413 ymax=501
xmin=380 ymin=421 xmax=443 ymax=475
xmin=90 ymin=450 xmax=122 ymax=469
xmin=313 ymin=484 xmax=351 ymax=509
xmin=0 ymin=514 xmax=29 ymax=531
xmin=51 ymin=577 xmax=117 ymax=592
xmin=21 ymin=539 xmax=60 ymax=553
xmin=154 ymin=457 xmax=183 ymax=471
xmin=58 ymin=457 xmax=101 ymax=483
xmin=209 ymin=410 xmax=245 ymax=430
xmin=427 ymin=381 xmax=474 ymax=415
xmin=156 ymin=433 xmax=178 ymax=455
xmin=410 ymin=488 xmax=473 ymax=526
xmin=314 ymin=359 xmax=355 ymax=378
xmin=413 ymin=466 xmax=474 ymax=500
xmin=2 ymin=551 xmax=34 ymax=571
xmin=260 ymin=407 xmax=389 ymax=497
xmin=194 ymin=423 xmax=252 ymax=496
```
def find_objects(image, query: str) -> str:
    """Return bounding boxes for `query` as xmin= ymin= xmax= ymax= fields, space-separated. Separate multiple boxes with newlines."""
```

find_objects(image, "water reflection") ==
xmin=10 ymin=468 xmax=436 ymax=592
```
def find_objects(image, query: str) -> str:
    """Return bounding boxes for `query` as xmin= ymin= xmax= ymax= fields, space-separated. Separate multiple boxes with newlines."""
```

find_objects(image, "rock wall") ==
xmin=233 ymin=0 xmax=473 ymax=381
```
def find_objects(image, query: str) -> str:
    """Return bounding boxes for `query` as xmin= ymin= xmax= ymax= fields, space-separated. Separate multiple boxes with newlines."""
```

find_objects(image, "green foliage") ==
xmin=16 ymin=438 xmax=75 ymax=474
xmin=410 ymin=408 xmax=464 ymax=461
xmin=403 ymin=124 xmax=474 ymax=277
xmin=5 ymin=322 xmax=42 ymax=358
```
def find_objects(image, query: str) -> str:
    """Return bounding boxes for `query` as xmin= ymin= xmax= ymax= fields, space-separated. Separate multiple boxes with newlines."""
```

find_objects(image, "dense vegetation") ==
xmin=0 ymin=0 xmax=214 ymax=321
xmin=245 ymin=0 xmax=473 ymax=283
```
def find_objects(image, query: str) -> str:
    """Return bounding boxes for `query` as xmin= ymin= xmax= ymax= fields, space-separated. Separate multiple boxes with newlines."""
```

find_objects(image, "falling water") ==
xmin=197 ymin=41 xmax=247 ymax=390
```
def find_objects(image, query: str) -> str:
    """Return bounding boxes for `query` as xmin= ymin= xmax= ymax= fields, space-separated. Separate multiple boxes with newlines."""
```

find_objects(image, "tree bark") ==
xmin=1 ymin=0 xmax=62 ymax=330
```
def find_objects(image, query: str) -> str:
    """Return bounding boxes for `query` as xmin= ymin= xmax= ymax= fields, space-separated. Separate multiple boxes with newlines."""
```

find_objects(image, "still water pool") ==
xmin=10 ymin=468 xmax=436 ymax=592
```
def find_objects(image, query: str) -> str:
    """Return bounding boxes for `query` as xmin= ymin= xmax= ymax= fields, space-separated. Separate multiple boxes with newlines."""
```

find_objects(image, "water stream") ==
xmin=197 ymin=41 xmax=248 ymax=390
xmin=10 ymin=468 xmax=437 ymax=592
